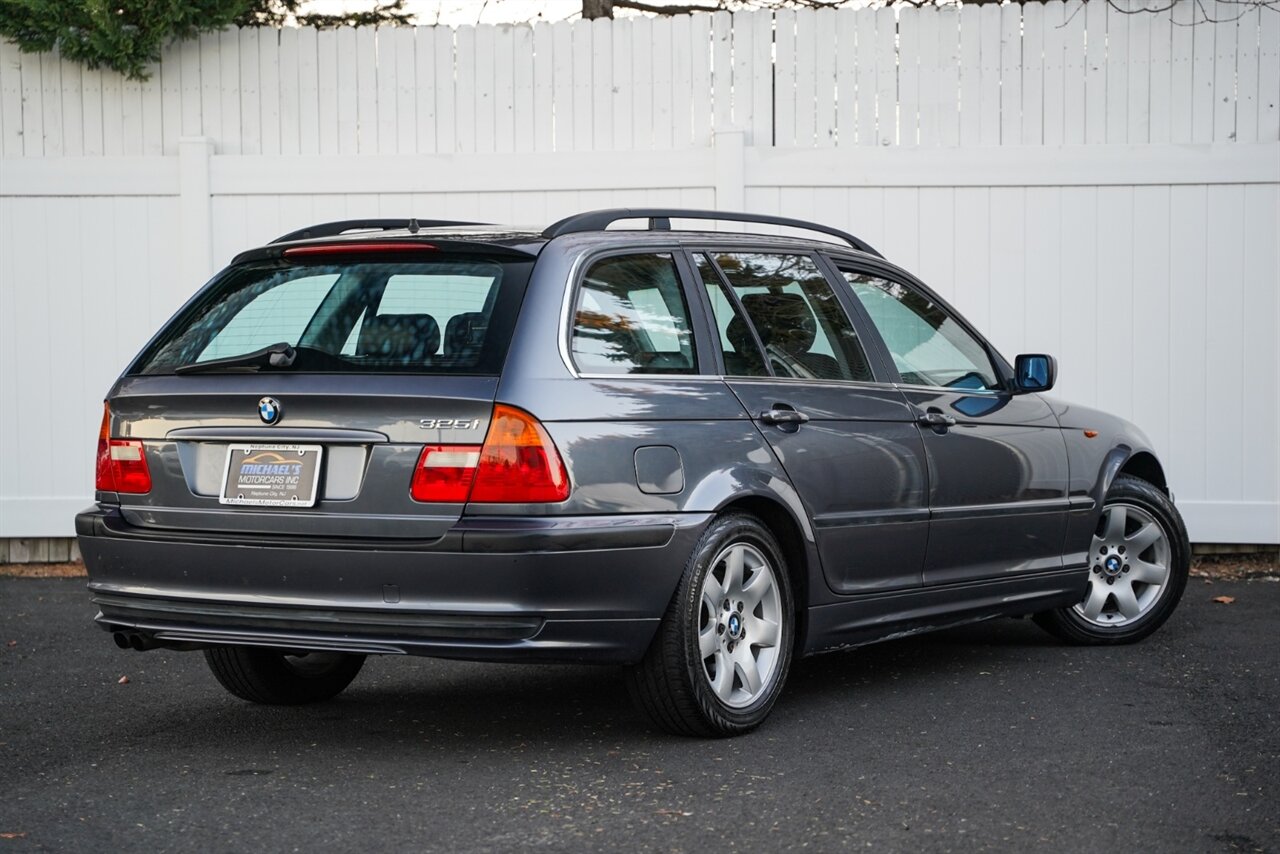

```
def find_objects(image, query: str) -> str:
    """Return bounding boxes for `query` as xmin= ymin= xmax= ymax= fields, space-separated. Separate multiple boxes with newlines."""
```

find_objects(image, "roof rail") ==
xmin=270 ymin=219 xmax=483 ymax=245
xmin=541 ymin=208 xmax=882 ymax=257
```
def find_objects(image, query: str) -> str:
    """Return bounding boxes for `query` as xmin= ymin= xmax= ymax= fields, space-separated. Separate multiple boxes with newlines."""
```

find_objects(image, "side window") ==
xmin=844 ymin=272 xmax=1002 ymax=391
xmin=714 ymin=253 xmax=873 ymax=382
xmin=570 ymin=253 xmax=698 ymax=375
xmin=198 ymin=273 xmax=338 ymax=362
xmin=694 ymin=254 xmax=769 ymax=377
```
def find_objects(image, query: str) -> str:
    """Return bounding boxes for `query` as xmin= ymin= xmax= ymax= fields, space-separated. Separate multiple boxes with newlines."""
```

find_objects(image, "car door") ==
xmin=834 ymin=260 xmax=1071 ymax=587
xmin=692 ymin=250 xmax=929 ymax=594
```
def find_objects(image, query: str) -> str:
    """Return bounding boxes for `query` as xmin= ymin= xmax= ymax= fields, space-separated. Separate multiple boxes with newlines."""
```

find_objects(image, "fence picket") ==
xmin=775 ymin=9 xmax=797 ymax=147
xmin=959 ymin=6 xmax=981 ymax=146
xmin=999 ymin=4 xmax=1021 ymax=145
xmin=711 ymin=12 xmax=732 ymax=134
xmin=1148 ymin=7 xmax=1172 ymax=144
xmin=609 ymin=18 xmax=632 ymax=150
xmin=1021 ymin=3 xmax=1043 ymax=145
xmin=376 ymin=26 xmax=400 ymax=155
xmin=916 ymin=7 xmax=940 ymax=147
xmin=532 ymin=23 xmax=553 ymax=153
xmin=1060 ymin=0 xmax=1085 ymax=144
xmin=899 ymin=7 xmax=922 ymax=146
xmin=591 ymin=18 xmax=613 ymax=150
xmin=238 ymin=29 xmax=261 ymax=155
xmin=0 ymin=41 xmax=22 ymax=156
xmin=979 ymin=4 xmax=1001 ymax=145
xmin=1170 ymin=0 xmax=1194 ymax=142
xmin=1190 ymin=3 xmax=1215 ymax=143
xmin=1233 ymin=9 xmax=1259 ymax=145
xmin=1126 ymin=7 xmax=1151 ymax=144
xmin=60 ymin=58 xmax=83 ymax=157
xmin=1211 ymin=2 xmax=1237 ymax=143
xmin=296 ymin=27 xmax=319 ymax=155
xmin=38 ymin=54 xmax=61 ymax=157
xmin=1260 ymin=10 xmax=1280 ymax=141
xmin=259 ymin=30 xmax=281 ymax=156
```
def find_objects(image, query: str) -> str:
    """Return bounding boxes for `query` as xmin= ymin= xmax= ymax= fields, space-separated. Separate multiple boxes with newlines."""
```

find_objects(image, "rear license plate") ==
xmin=220 ymin=444 xmax=323 ymax=507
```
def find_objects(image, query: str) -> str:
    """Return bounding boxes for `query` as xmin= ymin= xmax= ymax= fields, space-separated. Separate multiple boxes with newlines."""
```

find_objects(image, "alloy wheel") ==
xmin=697 ymin=542 xmax=784 ymax=708
xmin=1075 ymin=501 xmax=1172 ymax=628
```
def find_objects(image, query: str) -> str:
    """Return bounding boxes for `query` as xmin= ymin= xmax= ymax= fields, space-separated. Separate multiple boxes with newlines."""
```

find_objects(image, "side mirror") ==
xmin=1013 ymin=354 xmax=1056 ymax=393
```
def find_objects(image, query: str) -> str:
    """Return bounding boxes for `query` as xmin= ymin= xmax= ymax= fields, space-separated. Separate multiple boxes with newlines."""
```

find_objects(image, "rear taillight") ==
xmin=410 ymin=446 xmax=481 ymax=503
xmin=95 ymin=404 xmax=152 ymax=494
xmin=410 ymin=404 xmax=570 ymax=504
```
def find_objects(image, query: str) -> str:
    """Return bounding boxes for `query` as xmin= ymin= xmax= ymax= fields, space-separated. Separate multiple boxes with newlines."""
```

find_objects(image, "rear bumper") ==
xmin=76 ymin=506 xmax=709 ymax=663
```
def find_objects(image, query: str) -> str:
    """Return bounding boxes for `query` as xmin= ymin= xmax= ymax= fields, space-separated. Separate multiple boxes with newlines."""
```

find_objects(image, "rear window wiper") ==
xmin=174 ymin=342 xmax=297 ymax=375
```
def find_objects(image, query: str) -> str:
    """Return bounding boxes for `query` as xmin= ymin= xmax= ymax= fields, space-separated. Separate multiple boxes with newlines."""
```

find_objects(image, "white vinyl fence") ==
xmin=1 ymin=1 xmax=1277 ymax=549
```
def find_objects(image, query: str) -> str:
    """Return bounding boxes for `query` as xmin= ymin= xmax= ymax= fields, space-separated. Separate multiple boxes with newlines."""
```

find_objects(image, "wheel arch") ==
xmin=1116 ymin=451 xmax=1168 ymax=494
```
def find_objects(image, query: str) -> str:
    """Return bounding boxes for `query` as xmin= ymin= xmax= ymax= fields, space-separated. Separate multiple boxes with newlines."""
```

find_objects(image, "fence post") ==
xmin=714 ymin=130 xmax=746 ymax=212
xmin=178 ymin=137 xmax=214 ymax=286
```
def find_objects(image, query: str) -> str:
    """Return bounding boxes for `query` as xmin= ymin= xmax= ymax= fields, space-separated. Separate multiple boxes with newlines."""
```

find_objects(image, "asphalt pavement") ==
xmin=1 ymin=576 xmax=1277 ymax=853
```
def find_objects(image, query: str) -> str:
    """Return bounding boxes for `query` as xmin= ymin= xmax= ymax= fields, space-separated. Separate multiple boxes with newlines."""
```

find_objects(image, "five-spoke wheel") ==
xmin=1076 ymin=502 xmax=1172 ymax=627
xmin=698 ymin=542 xmax=784 ymax=708
xmin=1035 ymin=474 xmax=1189 ymax=644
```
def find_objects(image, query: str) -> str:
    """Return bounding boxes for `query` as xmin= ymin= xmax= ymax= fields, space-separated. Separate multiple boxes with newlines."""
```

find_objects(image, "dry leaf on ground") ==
xmin=1211 ymin=595 xmax=1236 ymax=604
xmin=117 ymin=675 xmax=130 ymax=684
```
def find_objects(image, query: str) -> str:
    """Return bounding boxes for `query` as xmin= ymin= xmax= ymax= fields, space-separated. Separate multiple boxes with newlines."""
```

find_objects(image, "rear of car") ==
xmin=77 ymin=233 xmax=694 ymax=664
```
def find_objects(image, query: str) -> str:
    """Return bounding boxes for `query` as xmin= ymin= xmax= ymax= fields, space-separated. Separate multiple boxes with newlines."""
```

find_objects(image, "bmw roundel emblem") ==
xmin=258 ymin=397 xmax=282 ymax=425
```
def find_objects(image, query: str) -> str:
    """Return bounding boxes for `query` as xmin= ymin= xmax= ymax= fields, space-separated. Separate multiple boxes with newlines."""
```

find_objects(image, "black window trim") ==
xmin=685 ymin=249 xmax=772 ymax=379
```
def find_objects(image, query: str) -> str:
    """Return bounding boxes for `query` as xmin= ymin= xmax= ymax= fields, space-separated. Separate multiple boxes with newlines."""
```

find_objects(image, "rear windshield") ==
xmin=131 ymin=257 xmax=532 ymax=375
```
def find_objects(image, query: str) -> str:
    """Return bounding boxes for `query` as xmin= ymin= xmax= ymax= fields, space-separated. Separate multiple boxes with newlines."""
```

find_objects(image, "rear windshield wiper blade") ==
xmin=174 ymin=342 xmax=297 ymax=375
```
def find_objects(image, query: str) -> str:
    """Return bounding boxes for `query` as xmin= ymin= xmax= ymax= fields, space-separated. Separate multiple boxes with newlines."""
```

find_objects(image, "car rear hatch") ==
xmin=100 ymin=240 xmax=535 ymax=542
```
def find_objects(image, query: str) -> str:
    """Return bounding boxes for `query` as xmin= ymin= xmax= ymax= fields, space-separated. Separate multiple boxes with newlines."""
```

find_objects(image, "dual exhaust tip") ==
xmin=112 ymin=631 xmax=160 ymax=652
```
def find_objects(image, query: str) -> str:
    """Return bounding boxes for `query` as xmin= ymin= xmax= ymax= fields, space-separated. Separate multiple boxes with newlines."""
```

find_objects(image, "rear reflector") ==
xmin=95 ymin=404 xmax=152 ymax=494
xmin=410 ymin=405 xmax=570 ymax=504
xmin=283 ymin=242 xmax=437 ymax=258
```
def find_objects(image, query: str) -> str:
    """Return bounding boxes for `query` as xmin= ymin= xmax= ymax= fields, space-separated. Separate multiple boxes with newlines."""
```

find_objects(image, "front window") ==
xmin=844 ymin=272 xmax=1002 ymax=391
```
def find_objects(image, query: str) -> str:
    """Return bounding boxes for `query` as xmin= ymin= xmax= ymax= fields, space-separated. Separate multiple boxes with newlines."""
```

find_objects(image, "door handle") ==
xmin=759 ymin=408 xmax=811 ymax=426
xmin=917 ymin=411 xmax=957 ymax=428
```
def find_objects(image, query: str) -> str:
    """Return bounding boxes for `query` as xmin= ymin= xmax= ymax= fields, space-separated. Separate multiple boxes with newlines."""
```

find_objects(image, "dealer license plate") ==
xmin=219 ymin=444 xmax=323 ymax=507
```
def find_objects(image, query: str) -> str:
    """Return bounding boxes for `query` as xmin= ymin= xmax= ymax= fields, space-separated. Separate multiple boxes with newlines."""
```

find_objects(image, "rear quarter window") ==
xmin=569 ymin=253 xmax=698 ymax=375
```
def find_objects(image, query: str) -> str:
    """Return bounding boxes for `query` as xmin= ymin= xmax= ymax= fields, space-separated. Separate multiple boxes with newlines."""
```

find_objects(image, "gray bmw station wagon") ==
xmin=78 ymin=209 xmax=1189 ymax=736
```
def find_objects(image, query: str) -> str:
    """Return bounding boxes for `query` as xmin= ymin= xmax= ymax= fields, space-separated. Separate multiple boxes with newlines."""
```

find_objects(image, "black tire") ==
xmin=626 ymin=513 xmax=795 ymax=737
xmin=1034 ymin=474 xmax=1190 ymax=645
xmin=204 ymin=647 xmax=366 ymax=705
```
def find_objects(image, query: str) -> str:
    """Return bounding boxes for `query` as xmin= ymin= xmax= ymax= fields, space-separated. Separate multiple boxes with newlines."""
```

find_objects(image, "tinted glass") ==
xmin=132 ymin=258 xmax=530 ymax=375
xmin=695 ymin=254 xmax=768 ymax=377
xmin=844 ymin=272 xmax=1001 ymax=391
xmin=570 ymin=253 xmax=698 ymax=375
xmin=714 ymin=253 xmax=873 ymax=382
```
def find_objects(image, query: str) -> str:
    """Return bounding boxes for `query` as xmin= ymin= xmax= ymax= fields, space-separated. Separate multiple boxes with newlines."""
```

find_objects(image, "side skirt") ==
xmin=802 ymin=566 xmax=1088 ymax=655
